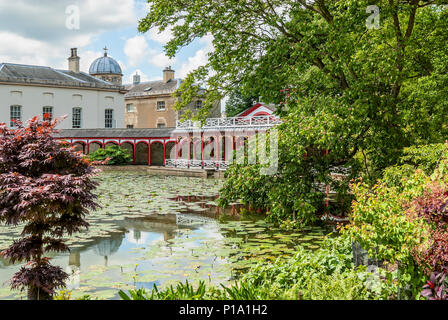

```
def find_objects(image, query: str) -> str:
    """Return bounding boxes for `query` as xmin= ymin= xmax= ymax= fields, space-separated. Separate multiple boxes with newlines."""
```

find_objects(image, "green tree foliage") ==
xmin=139 ymin=1 xmax=448 ymax=223
xmin=342 ymin=143 xmax=448 ymax=299
xmin=139 ymin=0 xmax=448 ymax=174
xmin=225 ymin=87 xmax=258 ymax=117
xmin=88 ymin=145 xmax=132 ymax=165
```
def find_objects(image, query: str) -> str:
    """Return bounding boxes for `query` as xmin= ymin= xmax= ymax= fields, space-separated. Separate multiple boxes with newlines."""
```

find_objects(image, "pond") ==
xmin=0 ymin=171 xmax=330 ymax=300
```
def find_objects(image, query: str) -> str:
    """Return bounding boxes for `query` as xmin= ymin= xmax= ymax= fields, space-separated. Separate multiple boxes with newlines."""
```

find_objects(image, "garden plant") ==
xmin=0 ymin=116 xmax=99 ymax=300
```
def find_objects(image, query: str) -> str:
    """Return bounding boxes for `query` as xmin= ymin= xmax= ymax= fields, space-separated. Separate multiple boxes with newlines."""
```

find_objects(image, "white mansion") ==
xmin=0 ymin=48 xmax=126 ymax=129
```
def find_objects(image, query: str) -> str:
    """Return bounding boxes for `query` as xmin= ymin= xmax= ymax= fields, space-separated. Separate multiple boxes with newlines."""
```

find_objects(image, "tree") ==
xmin=225 ymin=87 xmax=258 ymax=117
xmin=140 ymin=0 xmax=448 ymax=175
xmin=139 ymin=1 xmax=448 ymax=223
xmin=0 ymin=116 xmax=99 ymax=300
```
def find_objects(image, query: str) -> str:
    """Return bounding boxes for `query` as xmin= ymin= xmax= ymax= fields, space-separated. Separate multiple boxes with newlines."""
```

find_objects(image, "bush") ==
xmin=119 ymin=280 xmax=208 ymax=300
xmin=88 ymin=145 xmax=132 ymax=165
xmin=343 ymin=143 xmax=448 ymax=299
xmin=118 ymin=236 xmax=387 ymax=300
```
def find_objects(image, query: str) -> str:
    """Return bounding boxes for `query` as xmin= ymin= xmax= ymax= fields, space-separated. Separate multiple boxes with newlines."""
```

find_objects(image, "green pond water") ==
xmin=0 ymin=171 xmax=330 ymax=300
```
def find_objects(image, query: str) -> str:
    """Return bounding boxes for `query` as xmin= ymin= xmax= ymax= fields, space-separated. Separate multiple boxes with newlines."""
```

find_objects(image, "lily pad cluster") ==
xmin=0 ymin=171 xmax=328 ymax=300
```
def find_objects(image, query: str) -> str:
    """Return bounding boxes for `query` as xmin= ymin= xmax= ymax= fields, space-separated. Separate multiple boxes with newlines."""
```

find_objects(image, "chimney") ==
xmin=163 ymin=66 xmax=175 ymax=83
xmin=133 ymin=72 xmax=141 ymax=85
xmin=68 ymin=48 xmax=80 ymax=73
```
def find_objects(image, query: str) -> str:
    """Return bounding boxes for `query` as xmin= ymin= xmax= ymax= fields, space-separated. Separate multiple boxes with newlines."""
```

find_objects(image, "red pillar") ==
xmin=201 ymin=133 xmax=204 ymax=167
xmin=163 ymin=142 xmax=166 ymax=166
xmin=148 ymin=141 xmax=151 ymax=166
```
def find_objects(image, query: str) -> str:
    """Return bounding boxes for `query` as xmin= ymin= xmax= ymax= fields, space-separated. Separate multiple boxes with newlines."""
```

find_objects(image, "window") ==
xmin=43 ymin=106 xmax=53 ymax=121
xmin=195 ymin=100 xmax=203 ymax=109
xmin=127 ymin=124 xmax=134 ymax=129
xmin=157 ymin=123 xmax=166 ymax=128
xmin=126 ymin=103 xmax=134 ymax=112
xmin=10 ymin=105 xmax=22 ymax=127
xmin=72 ymin=107 xmax=82 ymax=128
xmin=157 ymin=101 xmax=166 ymax=111
xmin=105 ymin=109 xmax=114 ymax=128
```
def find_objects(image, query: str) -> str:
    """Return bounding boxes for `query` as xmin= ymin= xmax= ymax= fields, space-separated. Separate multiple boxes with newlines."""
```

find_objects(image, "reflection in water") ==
xmin=170 ymin=195 xmax=245 ymax=218
xmin=93 ymin=237 xmax=124 ymax=267
xmin=0 ymin=174 xmax=267 ymax=300
xmin=66 ymin=252 xmax=81 ymax=290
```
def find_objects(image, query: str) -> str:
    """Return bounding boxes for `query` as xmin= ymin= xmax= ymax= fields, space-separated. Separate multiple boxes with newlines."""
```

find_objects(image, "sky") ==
xmin=0 ymin=0 xmax=214 ymax=85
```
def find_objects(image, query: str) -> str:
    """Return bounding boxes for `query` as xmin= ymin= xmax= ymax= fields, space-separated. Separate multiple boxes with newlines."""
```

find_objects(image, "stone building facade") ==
xmin=0 ymin=48 xmax=126 ymax=129
xmin=124 ymin=67 xmax=221 ymax=129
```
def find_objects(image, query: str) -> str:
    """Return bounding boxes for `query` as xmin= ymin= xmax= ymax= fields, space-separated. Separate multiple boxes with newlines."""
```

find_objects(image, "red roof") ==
xmin=237 ymin=103 xmax=274 ymax=117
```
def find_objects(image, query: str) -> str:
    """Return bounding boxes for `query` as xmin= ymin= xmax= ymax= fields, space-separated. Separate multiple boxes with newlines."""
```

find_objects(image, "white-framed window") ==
xmin=43 ymin=106 xmax=53 ymax=121
xmin=157 ymin=123 xmax=166 ymax=128
xmin=105 ymin=109 xmax=114 ymax=128
xmin=126 ymin=103 xmax=134 ymax=113
xmin=72 ymin=107 xmax=82 ymax=128
xmin=195 ymin=100 xmax=203 ymax=109
xmin=157 ymin=101 xmax=166 ymax=111
xmin=10 ymin=105 xmax=22 ymax=127
xmin=127 ymin=124 xmax=134 ymax=129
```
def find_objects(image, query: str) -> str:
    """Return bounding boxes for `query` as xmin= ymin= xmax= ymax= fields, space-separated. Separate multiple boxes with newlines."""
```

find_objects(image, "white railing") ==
xmin=176 ymin=116 xmax=282 ymax=130
xmin=165 ymin=159 xmax=229 ymax=170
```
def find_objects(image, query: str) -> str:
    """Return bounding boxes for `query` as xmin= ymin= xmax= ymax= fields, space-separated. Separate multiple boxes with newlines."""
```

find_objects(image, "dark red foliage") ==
xmin=409 ymin=182 xmax=448 ymax=272
xmin=9 ymin=259 xmax=69 ymax=296
xmin=421 ymin=267 xmax=448 ymax=300
xmin=0 ymin=117 xmax=99 ymax=298
xmin=406 ymin=182 xmax=448 ymax=300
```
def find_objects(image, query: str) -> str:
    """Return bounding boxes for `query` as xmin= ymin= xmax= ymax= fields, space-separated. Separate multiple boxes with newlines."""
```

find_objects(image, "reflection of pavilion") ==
xmin=172 ymin=195 xmax=244 ymax=218
xmin=121 ymin=214 xmax=180 ymax=242
xmin=121 ymin=213 xmax=218 ymax=241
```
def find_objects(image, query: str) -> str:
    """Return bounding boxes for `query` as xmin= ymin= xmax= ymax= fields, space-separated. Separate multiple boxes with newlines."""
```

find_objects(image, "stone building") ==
xmin=124 ymin=67 xmax=221 ymax=129
xmin=88 ymin=47 xmax=123 ymax=85
xmin=0 ymin=48 xmax=126 ymax=129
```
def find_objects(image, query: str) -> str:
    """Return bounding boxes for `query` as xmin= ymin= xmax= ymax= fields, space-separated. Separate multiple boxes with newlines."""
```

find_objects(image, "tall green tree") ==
xmin=140 ymin=0 xmax=448 ymax=175
xmin=139 ymin=1 xmax=448 ymax=222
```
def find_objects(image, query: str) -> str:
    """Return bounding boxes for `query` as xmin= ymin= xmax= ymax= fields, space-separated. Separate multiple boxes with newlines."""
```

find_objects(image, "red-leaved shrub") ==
xmin=0 ymin=116 xmax=99 ymax=300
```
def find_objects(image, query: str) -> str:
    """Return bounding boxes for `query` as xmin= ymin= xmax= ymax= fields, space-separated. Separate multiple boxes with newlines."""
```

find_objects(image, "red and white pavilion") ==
xmin=56 ymin=103 xmax=281 ymax=170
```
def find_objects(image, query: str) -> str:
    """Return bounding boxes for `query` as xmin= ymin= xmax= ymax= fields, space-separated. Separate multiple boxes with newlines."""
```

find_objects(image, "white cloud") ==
xmin=0 ymin=0 xmax=136 ymax=69
xmin=78 ymin=50 xmax=103 ymax=73
xmin=117 ymin=60 xmax=127 ymax=72
xmin=0 ymin=0 xmax=136 ymax=42
xmin=124 ymin=35 xmax=149 ymax=67
xmin=148 ymin=27 xmax=173 ymax=45
xmin=148 ymin=49 xmax=176 ymax=69
xmin=0 ymin=32 xmax=65 ymax=67
xmin=178 ymin=36 xmax=214 ymax=78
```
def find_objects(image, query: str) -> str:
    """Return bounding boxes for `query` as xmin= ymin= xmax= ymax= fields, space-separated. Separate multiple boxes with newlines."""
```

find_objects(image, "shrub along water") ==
xmin=88 ymin=145 xmax=132 ymax=165
xmin=117 ymin=235 xmax=395 ymax=300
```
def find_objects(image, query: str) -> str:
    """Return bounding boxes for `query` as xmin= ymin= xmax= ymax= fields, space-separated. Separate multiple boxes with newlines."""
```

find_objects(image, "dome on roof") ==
xmin=89 ymin=49 xmax=122 ymax=75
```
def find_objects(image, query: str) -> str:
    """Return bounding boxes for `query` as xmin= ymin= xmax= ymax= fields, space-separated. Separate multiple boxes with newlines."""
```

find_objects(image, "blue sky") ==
xmin=0 ymin=0 xmax=213 ymax=85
